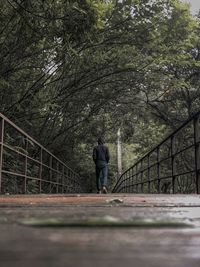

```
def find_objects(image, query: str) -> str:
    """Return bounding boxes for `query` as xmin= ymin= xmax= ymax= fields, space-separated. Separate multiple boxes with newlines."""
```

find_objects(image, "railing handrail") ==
xmin=0 ymin=112 xmax=79 ymax=177
xmin=0 ymin=112 xmax=84 ymax=194
xmin=113 ymin=109 xmax=200 ymax=193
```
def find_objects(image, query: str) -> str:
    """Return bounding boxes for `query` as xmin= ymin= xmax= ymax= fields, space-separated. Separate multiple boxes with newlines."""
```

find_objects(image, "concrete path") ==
xmin=0 ymin=194 xmax=200 ymax=267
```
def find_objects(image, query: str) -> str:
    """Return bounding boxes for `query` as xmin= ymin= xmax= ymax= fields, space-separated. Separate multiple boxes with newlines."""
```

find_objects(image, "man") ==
xmin=93 ymin=137 xmax=110 ymax=194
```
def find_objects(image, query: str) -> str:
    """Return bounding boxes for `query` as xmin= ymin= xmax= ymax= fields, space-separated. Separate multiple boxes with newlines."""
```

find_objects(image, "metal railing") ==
xmin=113 ymin=111 xmax=200 ymax=194
xmin=0 ymin=113 xmax=84 ymax=194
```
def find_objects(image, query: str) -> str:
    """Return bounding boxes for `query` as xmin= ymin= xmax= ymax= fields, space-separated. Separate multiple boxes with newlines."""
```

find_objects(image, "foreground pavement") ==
xmin=0 ymin=194 xmax=200 ymax=267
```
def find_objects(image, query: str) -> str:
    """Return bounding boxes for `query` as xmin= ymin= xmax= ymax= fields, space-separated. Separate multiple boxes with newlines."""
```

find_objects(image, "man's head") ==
xmin=98 ymin=137 xmax=105 ymax=145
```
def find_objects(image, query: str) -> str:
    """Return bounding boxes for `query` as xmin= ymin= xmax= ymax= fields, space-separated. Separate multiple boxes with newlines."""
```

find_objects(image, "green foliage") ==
xmin=1 ymin=0 xmax=200 ymax=192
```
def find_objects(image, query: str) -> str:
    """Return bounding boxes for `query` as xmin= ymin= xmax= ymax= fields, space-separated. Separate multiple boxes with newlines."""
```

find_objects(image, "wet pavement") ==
xmin=0 ymin=194 xmax=200 ymax=267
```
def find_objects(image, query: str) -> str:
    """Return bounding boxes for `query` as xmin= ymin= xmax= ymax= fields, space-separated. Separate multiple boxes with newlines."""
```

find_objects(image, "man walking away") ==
xmin=93 ymin=137 xmax=110 ymax=194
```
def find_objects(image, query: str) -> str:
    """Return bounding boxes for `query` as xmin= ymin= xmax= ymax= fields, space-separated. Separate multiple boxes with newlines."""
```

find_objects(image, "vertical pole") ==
xmin=73 ymin=172 xmax=75 ymax=193
xmin=49 ymin=155 xmax=52 ymax=193
xmin=62 ymin=166 xmax=64 ymax=194
xmin=194 ymin=116 xmax=200 ymax=194
xmin=132 ymin=168 xmax=134 ymax=193
xmin=39 ymin=149 xmax=42 ymax=193
xmin=141 ymin=160 xmax=143 ymax=193
xmin=73 ymin=173 xmax=75 ymax=193
xmin=0 ymin=118 xmax=4 ymax=194
xmin=147 ymin=154 xmax=150 ymax=193
xmin=124 ymin=176 xmax=126 ymax=193
xmin=157 ymin=147 xmax=161 ymax=193
xmin=133 ymin=166 xmax=136 ymax=193
xmin=70 ymin=170 xmax=72 ymax=193
xmin=122 ymin=175 xmax=124 ymax=193
xmin=126 ymin=173 xmax=128 ymax=193
xmin=24 ymin=137 xmax=28 ymax=194
xmin=131 ymin=168 xmax=133 ymax=193
xmin=117 ymin=128 xmax=122 ymax=177
xmin=56 ymin=162 xmax=59 ymax=194
xmin=74 ymin=173 xmax=76 ymax=193
xmin=66 ymin=168 xmax=69 ymax=193
xmin=124 ymin=173 xmax=126 ymax=193
xmin=69 ymin=169 xmax=72 ymax=193
xmin=136 ymin=164 xmax=138 ymax=193
xmin=171 ymin=136 xmax=175 ymax=194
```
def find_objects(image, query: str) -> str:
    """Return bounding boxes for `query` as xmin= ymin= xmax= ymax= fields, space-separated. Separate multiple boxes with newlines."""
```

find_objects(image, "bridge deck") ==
xmin=0 ymin=194 xmax=200 ymax=267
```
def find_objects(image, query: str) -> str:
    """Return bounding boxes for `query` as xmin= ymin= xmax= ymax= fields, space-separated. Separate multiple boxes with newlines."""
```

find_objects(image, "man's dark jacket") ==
xmin=93 ymin=145 xmax=110 ymax=164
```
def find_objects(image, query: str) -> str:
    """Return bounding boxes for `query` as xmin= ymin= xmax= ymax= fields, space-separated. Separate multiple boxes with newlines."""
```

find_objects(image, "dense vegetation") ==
xmin=1 ymin=0 xmax=200 ymax=192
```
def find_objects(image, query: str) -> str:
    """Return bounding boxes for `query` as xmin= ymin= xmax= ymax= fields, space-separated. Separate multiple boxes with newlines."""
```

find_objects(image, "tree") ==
xmin=1 ymin=0 xmax=200 ymax=192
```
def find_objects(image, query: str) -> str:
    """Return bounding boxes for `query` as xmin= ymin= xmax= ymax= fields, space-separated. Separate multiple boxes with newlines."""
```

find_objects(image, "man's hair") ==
xmin=98 ymin=137 xmax=105 ymax=145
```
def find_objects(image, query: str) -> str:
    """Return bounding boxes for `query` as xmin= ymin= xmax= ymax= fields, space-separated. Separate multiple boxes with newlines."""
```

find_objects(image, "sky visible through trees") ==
xmin=183 ymin=0 xmax=200 ymax=15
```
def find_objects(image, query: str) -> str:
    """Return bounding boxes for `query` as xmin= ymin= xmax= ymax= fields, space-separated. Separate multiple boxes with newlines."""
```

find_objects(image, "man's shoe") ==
xmin=97 ymin=190 xmax=102 ymax=194
xmin=102 ymin=186 xmax=107 ymax=194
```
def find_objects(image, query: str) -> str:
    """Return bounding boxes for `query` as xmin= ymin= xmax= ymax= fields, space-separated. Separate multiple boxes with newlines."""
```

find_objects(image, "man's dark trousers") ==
xmin=95 ymin=160 xmax=108 ymax=191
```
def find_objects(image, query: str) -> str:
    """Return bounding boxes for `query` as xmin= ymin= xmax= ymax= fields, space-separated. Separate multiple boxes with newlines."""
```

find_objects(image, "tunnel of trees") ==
xmin=1 ymin=0 xmax=200 ymax=193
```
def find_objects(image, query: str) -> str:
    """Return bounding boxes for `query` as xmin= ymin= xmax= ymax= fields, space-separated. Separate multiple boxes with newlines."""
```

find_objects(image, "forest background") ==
xmin=1 ymin=0 xmax=200 ymax=192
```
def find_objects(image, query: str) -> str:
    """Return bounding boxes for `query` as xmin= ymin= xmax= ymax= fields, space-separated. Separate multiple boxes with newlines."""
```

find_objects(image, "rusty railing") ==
xmin=0 ymin=113 xmax=84 ymax=194
xmin=113 ymin=111 xmax=200 ymax=194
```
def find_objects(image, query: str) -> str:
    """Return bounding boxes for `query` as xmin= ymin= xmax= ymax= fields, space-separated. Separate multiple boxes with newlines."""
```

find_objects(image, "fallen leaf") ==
xmin=106 ymin=198 xmax=124 ymax=204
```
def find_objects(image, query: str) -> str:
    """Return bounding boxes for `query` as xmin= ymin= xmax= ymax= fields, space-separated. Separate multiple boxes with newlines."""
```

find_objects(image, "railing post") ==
xmin=125 ymin=173 xmax=127 ymax=193
xmin=131 ymin=168 xmax=133 ymax=193
xmin=128 ymin=170 xmax=131 ymax=193
xmin=136 ymin=164 xmax=138 ymax=193
xmin=133 ymin=166 xmax=136 ymax=193
xmin=171 ymin=136 xmax=175 ymax=194
xmin=74 ymin=173 xmax=76 ymax=193
xmin=127 ymin=171 xmax=129 ymax=193
xmin=147 ymin=154 xmax=150 ymax=193
xmin=0 ymin=118 xmax=4 ymax=194
xmin=141 ymin=160 xmax=143 ymax=193
xmin=157 ymin=147 xmax=161 ymax=193
xmin=49 ymin=155 xmax=52 ymax=193
xmin=127 ymin=175 xmax=128 ymax=193
xmin=133 ymin=167 xmax=135 ymax=193
xmin=24 ymin=137 xmax=28 ymax=193
xmin=194 ymin=115 xmax=200 ymax=194
xmin=56 ymin=162 xmax=59 ymax=194
xmin=39 ymin=149 xmax=43 ymax=193
xmin=62 ymin=166 xmax=64 ymax=193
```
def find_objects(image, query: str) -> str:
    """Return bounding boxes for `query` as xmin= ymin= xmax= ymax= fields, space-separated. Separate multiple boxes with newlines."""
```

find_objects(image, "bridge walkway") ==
xmin=0 ymin=194 xmax=200 ymax=267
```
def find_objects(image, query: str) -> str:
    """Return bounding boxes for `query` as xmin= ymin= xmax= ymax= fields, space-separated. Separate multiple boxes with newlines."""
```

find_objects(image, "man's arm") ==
xmin=93 ymin=147 xmax=97 ymax=163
